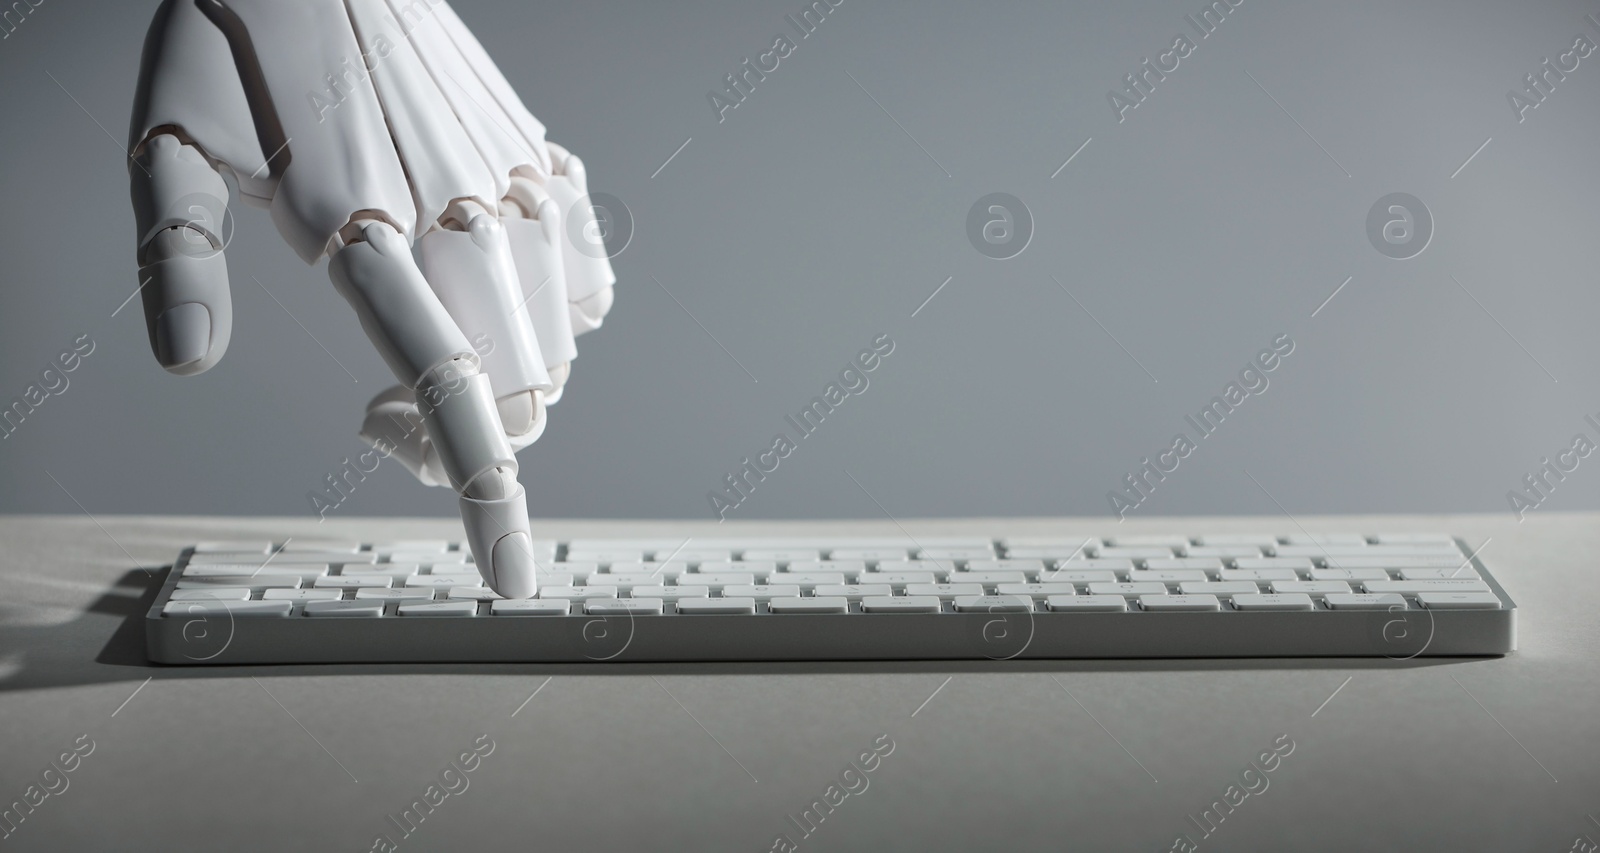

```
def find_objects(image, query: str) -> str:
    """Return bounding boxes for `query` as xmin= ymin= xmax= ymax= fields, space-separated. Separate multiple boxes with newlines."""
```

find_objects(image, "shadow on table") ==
xmin=0 ymin=566 xmax=1496 ymax=696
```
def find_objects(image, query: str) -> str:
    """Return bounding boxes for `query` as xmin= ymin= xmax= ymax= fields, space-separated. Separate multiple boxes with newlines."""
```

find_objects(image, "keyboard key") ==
xmin=684 ymin=572 xmax=758 ymax=590
xmin=827 ymin=548 xmax=907 ymax=561
xmin=193 ymin=541 xmax=273 ymax=554
xmin=740 ymin=549 xmax=820 ymax=562
xmin=1182 ymin=546 xmax=1263 ymax=558
xmin=491 ymin=599 xmax=570 ymax=615
xmin=186 ymin=551 xmax=292 ymax=565
xmin=658 ymin=549 xmax=731 ymax=563
xmin=1002 ymin=547 xmax=1094 ymax=560
xmin=1219 ymin=569 xmax=1301 ymax=582
xmin=1362 ymin=580 xmax=1492 ymax=595
xmin=546 ymin=562 xmax=600 ymax=576
xmin=1141 ymin=594 xmax=1220 ymax=612
xmin=564 ymin=550 xmax=645 ymax=564
xmin=247 ymin=551 xmax=377 ymax=564
xmin=403 ymin=551 xmax=469 ymax=564
xmin=177 ymin=576 xmax=301 ymax=592
xmin=721 ymin=584 xmax=800 ymax=600
xmin=1417 ymin=592 xmax=1501 ymax=610
xmin=1323 ymin=555 xmax=1464 ymax=569
xmin=162 ymin=600 xmax=292 ymax=617
xmin=1332 ymin=542 xmax=1464 ymax=554
xmin=916 ymin=547 xmax=995 ymax=560
xmin=694 ymin=561 xmax=769 ymax=577
xmin=263 ymin=589 xmax=344 ymax=601
xmin=338 ymin=565 xmax=420 ymax=579
xmin=1037 ymin=569 xmax=1119 ymax=584
xmin=1234 ymin=558 xmax=1313 ymax=571
xmin=1365 ymin=543 xmax=1465 ymax=555
xmin=997 ymin=583 xmax=1076 ymax=596
xmin=583 ymin=572 xmax=673 ymax=589
xmin=768 ymin=597 xmax=848 ymax=614
xmin=374 ymin=539 xmax=451 ymax=553
xmin=606 ymin=560 xmax=692 ymax=578
xmin=1310 ymin=568 xmax=1390 ymax=582
xmin=314 ymin=576 xmax=391 ymax=589
xmin=1178 ymin=582 xmax=1261 ymax=596
xmin=678 ymin=598 xmax=756 ymax=615
xmin=1324 ymin=593 xmax=1408 ymax=611
xmin=355 ymin=588 xmax=436 ymax=601
xmin=786 ymin=560 xmax=868 ymax=577
xmin=398 ymin=602 xmax=478 ymax=617
xmin=868 ymin=559 xmax=945 ymax=575
xmin=303 ymin=601 xmax=385 ymax=617
xmin=905 ymin=583 xmax=984 ymax=598
xmin=950 ymin=570 xmax=1031 ymax=585
xmin=387 ymin=554 xmax=461 ymax=569
xmin=536 ymin=587 xmax=618 ymax=600
xmin=1270 ymin=581 xmax=1352 ymax=595
xmin=1231 ymin=593 xmax=1314 ymax=611
xmin=169 ymin=587 xmax=254 ymax=601
xmin=766 ymin=572 xmax=849 ymax=590
xmin=405 ymin=574 xmax=483 ymax=588
xmin=558 ymin=539 xmax=662 ymax=552
xmin=860 ymin=595 xmax=942 ymax=613
xmin=1398 ymin=567 xmax=1481 ymax=581
xmin=953 ymin=595 xmax=1034 ymax=613
xmin=864 ymin=571 xmax=940 ymax=587
xmin=964 ymin=560 xmax=1045 ymax=574
xmin=182 ymin=565 xmax=326 ymax=580
xmin=1052 ymin=558 xmax=1135 ymax=571
xmin=1144 ymin=558 xmax=1223 ymax=571
xmin=628 ymin=586 xmax=712 ymax=600
xmin=1271 ymin=545 xmax=1387 ymax=558
xmin=1131 ymin=570 xmax=1209 ymax=582
xmin=1087 ymin=582 xmax=1168 ymax=596
xmin=586 ymin=599 xmax=664 ymax=615
xmin=447 ymin=587 xmax=505 ymax=601
xmin=1096 ymin=547 xmax=1175 ymax=559
xmin=526 ymin=541 xmax=559 ymax=561
xmin=1046 ymin=595 xmax=1126 ymax=612
xmin=812 ymin=584 xmax=895 ymax=601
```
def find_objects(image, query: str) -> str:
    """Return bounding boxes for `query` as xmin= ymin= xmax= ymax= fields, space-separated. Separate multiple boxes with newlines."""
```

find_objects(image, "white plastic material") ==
xmin=419 ymin=215 xmax=553 ymax=399
xmin=503 ymin=213 xmax=578 ymax=369
xmin=571 ymin=287 xmax=614 ymax=335
xmin=128 ymin=1 xmax=615 ymax=598
xmin=541 ymin=148 xmax=616 ymax=305
xmin=130 ymin=134 xmax=230 ymax=253
xmin=327 ymin=221 xmax=475 ymax=384
xmin=342 ymin=0 xmax=499 ymax=232
xmin=359 ymin=386 xmax=448 ymax=487
xmin=129 ymin=0 xmax=553 ymax=261
xmin=459 ymin=486 xmax=537 ymax=599
xmin=139 ymin=229 xmax=233 ymax=375
xmin=416 ymin=369 xmax=516 ymax=492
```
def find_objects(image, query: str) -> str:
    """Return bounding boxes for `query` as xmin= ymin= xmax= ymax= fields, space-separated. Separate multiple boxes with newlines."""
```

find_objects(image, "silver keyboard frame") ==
xmin=145 ymin=538 xmax=1517 ymax=664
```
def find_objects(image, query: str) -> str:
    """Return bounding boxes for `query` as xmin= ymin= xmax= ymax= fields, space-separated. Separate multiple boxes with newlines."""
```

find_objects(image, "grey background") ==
xmin=3 ymin=0 xmax=1599 ymax=523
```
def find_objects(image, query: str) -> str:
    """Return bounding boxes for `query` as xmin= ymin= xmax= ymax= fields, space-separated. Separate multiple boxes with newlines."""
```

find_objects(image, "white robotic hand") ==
xmin=128 ymin=0 xmax=617 ymax=598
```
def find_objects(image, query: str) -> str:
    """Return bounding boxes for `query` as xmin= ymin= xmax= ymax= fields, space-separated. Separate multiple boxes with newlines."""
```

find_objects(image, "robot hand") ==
xmin=127 ymin=0 xmax=617 ymax=598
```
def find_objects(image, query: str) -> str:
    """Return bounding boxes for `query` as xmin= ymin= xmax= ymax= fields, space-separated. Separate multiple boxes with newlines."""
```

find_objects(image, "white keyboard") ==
xmin=146 ymin=534 xmax=1516 ymax=663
